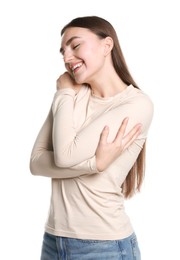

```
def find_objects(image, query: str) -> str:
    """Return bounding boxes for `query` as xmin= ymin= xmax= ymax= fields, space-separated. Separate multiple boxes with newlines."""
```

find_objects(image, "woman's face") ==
xmin=60 ymin=27 xmax=108 ymax=84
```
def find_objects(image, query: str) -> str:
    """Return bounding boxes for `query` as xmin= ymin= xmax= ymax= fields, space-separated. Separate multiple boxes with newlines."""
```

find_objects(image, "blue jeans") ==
xmin=40 ymin=232 xmax=141 ymax=260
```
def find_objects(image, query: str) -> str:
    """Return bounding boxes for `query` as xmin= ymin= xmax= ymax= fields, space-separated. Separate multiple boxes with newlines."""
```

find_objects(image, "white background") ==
xmin=0 ymin=0 xmax=179 ymax=259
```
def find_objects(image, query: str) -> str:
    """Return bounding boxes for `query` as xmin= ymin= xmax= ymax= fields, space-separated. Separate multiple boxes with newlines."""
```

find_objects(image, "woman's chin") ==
xmin=74 ymin=77 xmax=85 ymax=85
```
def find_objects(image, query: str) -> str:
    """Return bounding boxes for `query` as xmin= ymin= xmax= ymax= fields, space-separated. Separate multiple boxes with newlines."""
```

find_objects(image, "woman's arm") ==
xmin=52 ymin=87 xmax=153 ymax=168
xmin=30 ymin=107 xmax=99 ymax=178
xmin=30 ymin=106 xmax=142 ymax=178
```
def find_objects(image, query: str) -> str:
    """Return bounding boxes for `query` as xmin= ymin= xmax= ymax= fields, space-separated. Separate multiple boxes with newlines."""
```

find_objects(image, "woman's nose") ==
xmin=63 ymin=49 xmax=74 ymax=63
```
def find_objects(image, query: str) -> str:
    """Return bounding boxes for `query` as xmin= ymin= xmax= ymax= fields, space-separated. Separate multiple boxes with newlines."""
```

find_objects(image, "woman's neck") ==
xmin=90 ymin=72 xmax=128 ymax=98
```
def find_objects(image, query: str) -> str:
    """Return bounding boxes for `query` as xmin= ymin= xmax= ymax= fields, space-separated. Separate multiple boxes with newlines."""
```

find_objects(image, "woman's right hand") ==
xmin=95 ymin=117 xmax=142 ymax=172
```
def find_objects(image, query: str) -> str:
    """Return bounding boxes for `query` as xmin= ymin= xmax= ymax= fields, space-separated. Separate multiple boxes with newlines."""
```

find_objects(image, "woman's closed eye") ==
xmin=73 ymin=44 xmax=80 ymax=50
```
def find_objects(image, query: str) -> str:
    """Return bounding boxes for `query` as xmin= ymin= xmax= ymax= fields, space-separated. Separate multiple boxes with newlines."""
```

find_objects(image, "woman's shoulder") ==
xmin=129 ymin=85 xmax=153 ymax=107
xmin=128 ymin=85 xmax=154 ymax=122
xmin=76 ymin=84 xmax=91 ymax=98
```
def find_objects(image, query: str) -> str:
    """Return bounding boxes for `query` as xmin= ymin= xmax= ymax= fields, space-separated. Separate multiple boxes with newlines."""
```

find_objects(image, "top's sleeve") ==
xmin=52 ymin=88 xmax=154 ymax=168
xmin=29 ymin=106 xmax=99 ymax=179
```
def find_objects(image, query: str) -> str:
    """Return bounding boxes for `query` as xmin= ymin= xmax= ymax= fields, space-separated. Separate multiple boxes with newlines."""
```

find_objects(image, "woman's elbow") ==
xmin=29 ymin=160 xmax=39 ymax=176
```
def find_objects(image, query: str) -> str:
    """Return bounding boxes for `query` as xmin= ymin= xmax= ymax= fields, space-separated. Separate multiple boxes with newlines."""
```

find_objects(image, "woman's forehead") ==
xmin=61 ymin=27 xmax=93 ymax=44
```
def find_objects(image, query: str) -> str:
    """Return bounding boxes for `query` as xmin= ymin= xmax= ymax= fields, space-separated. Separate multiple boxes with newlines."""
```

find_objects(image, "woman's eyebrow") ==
xmin=60 ymin=36 xmax=81 ymax=54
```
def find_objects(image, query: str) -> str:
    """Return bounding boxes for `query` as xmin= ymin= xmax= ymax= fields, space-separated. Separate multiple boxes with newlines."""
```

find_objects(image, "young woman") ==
xmin=30 ymin=16 xmax=153 ymax=260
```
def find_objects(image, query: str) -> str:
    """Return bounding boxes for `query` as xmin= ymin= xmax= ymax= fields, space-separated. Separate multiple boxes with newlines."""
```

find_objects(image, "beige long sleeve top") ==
xmin=30 ymin=84 xmax=153 ymax=240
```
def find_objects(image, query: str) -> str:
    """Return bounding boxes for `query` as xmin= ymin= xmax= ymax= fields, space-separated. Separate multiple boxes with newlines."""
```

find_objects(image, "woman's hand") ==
xmin=95 ymin=117 xmax=142 ymax=172
xmin=56 ymin=72 xmax=82 ymax=94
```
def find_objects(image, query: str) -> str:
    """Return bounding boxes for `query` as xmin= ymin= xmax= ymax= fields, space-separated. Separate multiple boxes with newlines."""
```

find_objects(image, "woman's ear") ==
xmin=103 ymin=36 xmax=113 ymax=56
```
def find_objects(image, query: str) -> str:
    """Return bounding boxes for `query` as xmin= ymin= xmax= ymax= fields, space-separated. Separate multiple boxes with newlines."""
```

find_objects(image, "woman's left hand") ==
xmin=56 ymin=72 xmax=82 ymax=94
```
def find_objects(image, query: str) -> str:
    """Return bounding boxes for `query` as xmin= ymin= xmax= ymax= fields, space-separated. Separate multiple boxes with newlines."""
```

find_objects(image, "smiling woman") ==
xmin=30 ymin=15 xmax=153 ymax=260
xmin=60 ymin=26 xmax=112 ymax=85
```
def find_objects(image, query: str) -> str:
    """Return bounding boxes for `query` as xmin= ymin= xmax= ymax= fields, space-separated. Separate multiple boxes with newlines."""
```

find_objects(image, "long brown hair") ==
xmin=61 ymin=16 xmax=146 ymax=198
